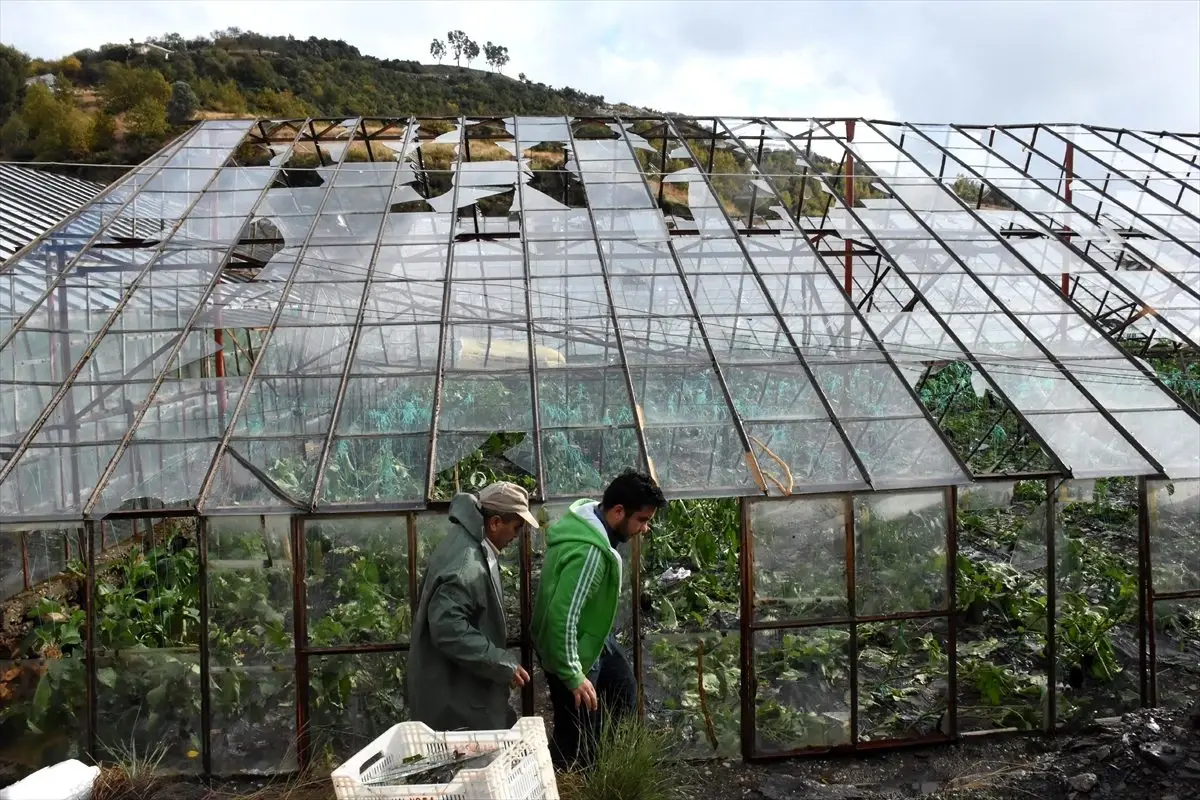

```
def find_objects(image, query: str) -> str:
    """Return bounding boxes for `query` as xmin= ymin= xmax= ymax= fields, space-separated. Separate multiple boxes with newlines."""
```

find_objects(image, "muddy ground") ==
xmin=5 ymin=705 xmax=1197 ymax=800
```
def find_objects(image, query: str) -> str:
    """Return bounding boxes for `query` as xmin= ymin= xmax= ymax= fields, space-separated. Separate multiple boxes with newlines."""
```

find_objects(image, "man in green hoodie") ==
xmin=531 ymin=469 xmax=666 ymax=768
xmin=408 ymin=481 xmax=537 ymax=731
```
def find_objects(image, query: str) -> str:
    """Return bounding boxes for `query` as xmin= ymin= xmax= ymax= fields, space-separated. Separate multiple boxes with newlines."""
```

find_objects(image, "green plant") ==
xmin=558 ymin=716 xmax=691 ymax=800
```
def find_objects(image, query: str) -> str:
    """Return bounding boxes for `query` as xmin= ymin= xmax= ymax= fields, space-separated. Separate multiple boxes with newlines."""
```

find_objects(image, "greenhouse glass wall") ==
xmin=0 ymin=116 xmax=1198 ymax=775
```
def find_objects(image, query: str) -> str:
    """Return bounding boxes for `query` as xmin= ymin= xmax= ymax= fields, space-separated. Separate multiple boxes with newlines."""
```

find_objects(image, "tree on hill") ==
xmin=484 ymin=42 xmax=509 ymax=74
xmin=447 ymin=30 xmax=467 ymax=66
xmin=167 ymin=80 xmax=199 ymax=124
xmin=429 ymin=38 xmax=446 ymax=65
xmin=127 ymin=96 xmax=169 ymax=138
xmin=0 ymin=44 xmax=29 ymax=120
xmin=103 ymin=64 xmax=170 ymax=113
xmin=0 ymin=28 xmax=612 ymax=174
xmin=15 ymin=82 xmax=91 ymax=160
xmin=463 ymin=39 xmax=480 ymax=70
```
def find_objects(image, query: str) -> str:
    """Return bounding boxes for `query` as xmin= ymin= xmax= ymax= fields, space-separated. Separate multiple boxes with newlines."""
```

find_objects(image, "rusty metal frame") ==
xmin=803 ymin=118 xmax=1168 ymax=477
xmin=718 ymin=117 xmax=1066 ymax=479
xmin=618 ymin=118 xmax=873 ymax=492
xmin=308 ymin=119 xmax=419 ymax=511
xmin=893 ymin=123 xmax=1200 ymax=355
xmin=8 ymin=117 xmax=1200 ymax=779
xmin=194 ymin=120 xmax=366 ymax=512
xmin=740 ymin=485 xmax=955 ymax=758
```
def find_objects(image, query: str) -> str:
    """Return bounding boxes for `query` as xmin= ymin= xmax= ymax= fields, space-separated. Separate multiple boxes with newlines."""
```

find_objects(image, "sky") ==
xmin=1 ymin=0 xmax=1198 ymax=130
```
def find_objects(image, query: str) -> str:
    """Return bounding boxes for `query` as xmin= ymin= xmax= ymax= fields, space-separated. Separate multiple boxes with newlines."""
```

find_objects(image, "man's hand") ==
xmin=573 ymin=677 xmax=598 ymax=711
xmin=511 ymin=664 xmax=530 ymax=688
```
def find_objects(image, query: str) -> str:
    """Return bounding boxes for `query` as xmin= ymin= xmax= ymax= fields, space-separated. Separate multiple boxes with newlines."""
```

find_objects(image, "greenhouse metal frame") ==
xmin=0 ymin=115 xmax=1197 ymax=774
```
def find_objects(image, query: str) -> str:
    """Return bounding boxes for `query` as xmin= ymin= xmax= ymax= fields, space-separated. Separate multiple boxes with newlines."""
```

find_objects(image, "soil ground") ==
xmin=4 ymin=706 xmax=1197 ymax=800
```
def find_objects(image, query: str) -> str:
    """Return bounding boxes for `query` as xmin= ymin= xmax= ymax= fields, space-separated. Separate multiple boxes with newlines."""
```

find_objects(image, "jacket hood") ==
xmin=546 ymin=499 xmax=610 ymax=549
xmin=448 ymin=492 xmax=484 ymax=543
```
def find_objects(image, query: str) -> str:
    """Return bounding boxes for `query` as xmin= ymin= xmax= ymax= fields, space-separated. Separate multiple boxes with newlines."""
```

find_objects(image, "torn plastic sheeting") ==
xmin=388 ymin=184 xmax=426 ymax=206
xmin=668 ymin=145 xmax=694 ymax=160
xmin=688 ymin=181 xmax=729 ymax=234
xmin=614 ymin=125 xmax=657 ymax=151
xmin=453 ymin=159 xmax=533 ymax=188
xmin=511 ymin=185 xmax=568 ymax=212
xmin=432 ymin=125 xmax=462 ymax=144
xmin=427 ymin=185 xmax=510 ymax=213
xmin=504 ymin=116 xmax=574 ymax=147
xmin=662 ymin=166 xmax=702 ymax=183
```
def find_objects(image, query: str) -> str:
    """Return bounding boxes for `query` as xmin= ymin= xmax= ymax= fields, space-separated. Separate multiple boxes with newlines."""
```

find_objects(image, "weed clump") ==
xmin=557 ymin=717 xmax=691 ymax=800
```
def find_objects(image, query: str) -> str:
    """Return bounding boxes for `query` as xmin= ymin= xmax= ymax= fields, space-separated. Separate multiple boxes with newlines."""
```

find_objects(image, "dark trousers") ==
xmin=544 ymin=636 xmax=636 ymax=770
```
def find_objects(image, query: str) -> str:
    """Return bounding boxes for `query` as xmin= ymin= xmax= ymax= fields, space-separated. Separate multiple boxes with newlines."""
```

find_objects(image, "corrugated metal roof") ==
xmin=0 ymin=163 xmax=104 ymax=261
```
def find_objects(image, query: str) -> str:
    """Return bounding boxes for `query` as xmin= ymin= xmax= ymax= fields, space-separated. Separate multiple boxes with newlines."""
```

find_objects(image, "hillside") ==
xmin=0 ymin=28 xmax=644 ymax=177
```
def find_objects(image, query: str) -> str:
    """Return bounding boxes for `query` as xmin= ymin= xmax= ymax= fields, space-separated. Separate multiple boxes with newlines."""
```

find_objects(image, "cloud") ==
xmin=1 ymin=0 xmax=1196 ymax=129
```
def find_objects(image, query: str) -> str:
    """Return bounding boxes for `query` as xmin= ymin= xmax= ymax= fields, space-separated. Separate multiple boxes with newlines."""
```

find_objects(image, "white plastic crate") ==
xmin=330 ymin=717 xmax=559 ymax=800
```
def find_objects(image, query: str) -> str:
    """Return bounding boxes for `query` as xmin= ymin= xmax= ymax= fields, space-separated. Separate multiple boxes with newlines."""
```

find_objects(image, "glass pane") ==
xmin=1053 ymin=479 xmax=1140 ymax=727
xmin=537 ymin=368 xmax=635 ymax=428
xmin=439 ymin=373 xmax=533 ymax=431
xmin=754 ymin=627 xmax=851 ymax=753
xmin=813 ymin=362 xmax=924 ymax=419
xmin=744 ymin=421 xmax=866 ymax=491
xmin=207 ymin=516 xmax=296 ymax=774
xmin=1028 ymin=412 xmax=1154 ymax=478
xmin=1149 ymin=479 xmax=1200 ymax=594
xmin=430 ymin=431 xmax=535 ymax=502
xmin=844 ymin=418 xmax=965 ymax=489
xmin=95 ymin=650 xmax=202 ymax=772
xmin=643 ymin=424 xmax=756 ymax=494
xmin=541 ymin=427 xmax=643 ymax=497
xmin=629 ymin=367 xmax=733 ymax=425
xmin=336 ymin=376 xmax=435 ymax=435
xmin=1113 ymin=410 xmax=1200 ymax=479
xmin=857 ymin=618 xmax=949 ymax=743
xmin=955 ymin=480 xmax=1048 ymax=732
xmin=308 ymin=652 xmax=408 ymax=769
xmin=0 ymin=656 xmax=86 ymax=767
xmin=855 ymin=491 xmax=947 ymax=616
xmin=306 ymin=519 xmax=412 ymax=647
xmin=642 ymin=632 xmax=741 ymax=759
xmin=751 ymin=497 xmax=847 ymax=622
xmin=320 ymin=435 xmax=429 ymax=505
xmin=1153 ymin=598 xmax=1200 ymax=712
xmin=723 ymin=365 xmax=826 ymax=421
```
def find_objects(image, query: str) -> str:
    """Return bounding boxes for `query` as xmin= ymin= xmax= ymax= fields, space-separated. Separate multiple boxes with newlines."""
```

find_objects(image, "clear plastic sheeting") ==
xmin=0 ymin=117 xmax=1197 ymax=518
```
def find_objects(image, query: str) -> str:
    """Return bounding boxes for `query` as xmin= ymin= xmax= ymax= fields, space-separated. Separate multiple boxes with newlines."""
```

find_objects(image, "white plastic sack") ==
xmin=0 ymin=759 xmax=99 ymax=800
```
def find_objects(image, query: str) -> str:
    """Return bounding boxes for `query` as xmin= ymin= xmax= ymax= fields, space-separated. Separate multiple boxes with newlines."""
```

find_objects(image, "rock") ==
xmin=919 ymin=781 xmax=940 ymax=794
xmin=1067 ymin=773 xmax=1098 ymax=793
xmin=1092 ymin=745 xmax=1112 ymax=762
xmin=1138 ymin=740 xmax=1183 ymax=770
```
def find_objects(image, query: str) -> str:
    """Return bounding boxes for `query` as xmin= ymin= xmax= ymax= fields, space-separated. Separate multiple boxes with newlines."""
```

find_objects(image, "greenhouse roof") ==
xmin=0 ymin=116 xmax=1198 ymax=520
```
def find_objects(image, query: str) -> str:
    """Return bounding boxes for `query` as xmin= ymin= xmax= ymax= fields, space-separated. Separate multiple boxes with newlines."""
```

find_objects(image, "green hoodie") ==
xmin=531 ymin=499 xmax=621 ymax=690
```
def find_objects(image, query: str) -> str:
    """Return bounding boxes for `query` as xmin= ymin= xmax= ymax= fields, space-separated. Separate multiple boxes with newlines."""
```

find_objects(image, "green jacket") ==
xmin=408 ymin=493 xmax=517 ymax=731
xmin=531 ymin=499 xmax=621 ymax=690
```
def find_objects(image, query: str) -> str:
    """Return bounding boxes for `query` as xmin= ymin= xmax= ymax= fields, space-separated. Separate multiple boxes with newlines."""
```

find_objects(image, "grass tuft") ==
xmin=557 ymin=716 xmax=691 ymax=800
xmin=92 ymin=738 xmax=170 ymax=800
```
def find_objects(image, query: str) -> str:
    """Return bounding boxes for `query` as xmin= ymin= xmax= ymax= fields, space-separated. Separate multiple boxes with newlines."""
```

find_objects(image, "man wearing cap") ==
xmin=408 ymin=482 xmax=538 ymax=731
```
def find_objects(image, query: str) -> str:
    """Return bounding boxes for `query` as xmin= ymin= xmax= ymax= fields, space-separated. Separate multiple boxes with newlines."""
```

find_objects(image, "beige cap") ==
xmin=477 ymin=482 xmax=540 ymax=529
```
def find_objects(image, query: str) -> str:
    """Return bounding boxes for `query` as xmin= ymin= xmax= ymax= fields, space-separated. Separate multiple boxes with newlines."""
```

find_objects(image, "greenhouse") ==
xmin=0 ymin=115 xmax=1197 ymax=776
